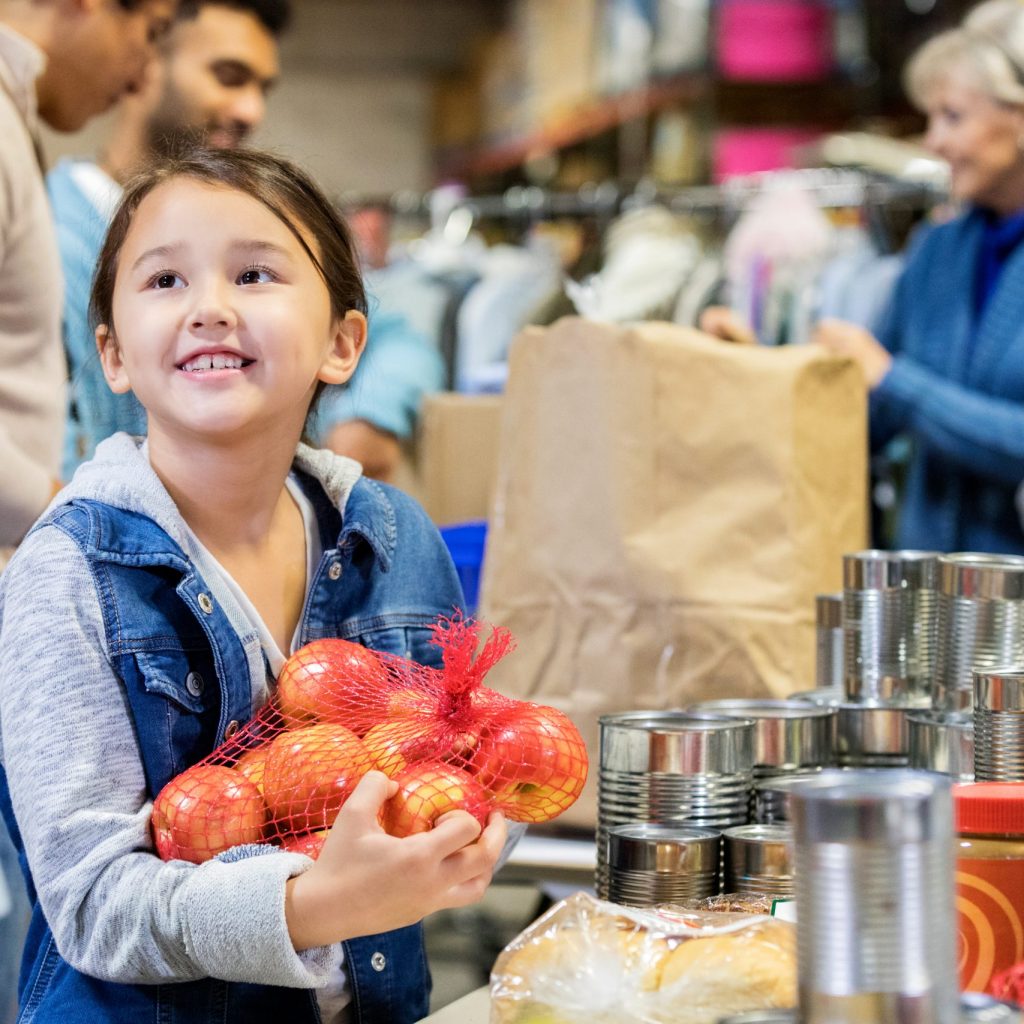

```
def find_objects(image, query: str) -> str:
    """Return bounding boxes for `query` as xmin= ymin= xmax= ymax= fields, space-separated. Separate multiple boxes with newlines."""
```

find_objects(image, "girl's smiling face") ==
xmin=98 ymin=177 xmax=364 ymax=445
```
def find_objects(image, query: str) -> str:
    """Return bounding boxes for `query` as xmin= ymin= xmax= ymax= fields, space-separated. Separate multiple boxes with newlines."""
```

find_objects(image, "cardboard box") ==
xmin=522 ymin=0 xmax=600 ymax=126
xmin=416 ymin=393 xmax=504 ymax=526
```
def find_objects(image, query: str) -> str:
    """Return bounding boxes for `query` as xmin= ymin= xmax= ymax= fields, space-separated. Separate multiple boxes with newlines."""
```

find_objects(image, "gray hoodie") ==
xmin=0 ymin=434 xmax=364 ymax=988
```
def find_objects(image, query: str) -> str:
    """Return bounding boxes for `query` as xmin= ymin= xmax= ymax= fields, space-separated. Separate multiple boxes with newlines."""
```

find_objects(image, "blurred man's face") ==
xmin=38 ymin=0 xmax=176 ymax=132
xmin=145 ymin=4 xmax=279 ymax=155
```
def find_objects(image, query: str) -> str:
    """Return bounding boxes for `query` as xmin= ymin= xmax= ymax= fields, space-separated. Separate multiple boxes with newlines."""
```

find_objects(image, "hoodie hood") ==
xmin=54 ymin=433 xmax=363 ymax=553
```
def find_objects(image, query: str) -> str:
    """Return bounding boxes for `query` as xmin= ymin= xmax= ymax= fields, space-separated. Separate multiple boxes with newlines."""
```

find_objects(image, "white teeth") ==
xmin=181 ymin=354 xmax=245 ymax=372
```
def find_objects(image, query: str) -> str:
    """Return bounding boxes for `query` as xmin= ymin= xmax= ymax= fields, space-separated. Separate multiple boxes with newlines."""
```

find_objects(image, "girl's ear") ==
xmin=96 ymin=325 xmax=132 ymax=394
xmin=319 ymin=310 xmax=367 ymax=386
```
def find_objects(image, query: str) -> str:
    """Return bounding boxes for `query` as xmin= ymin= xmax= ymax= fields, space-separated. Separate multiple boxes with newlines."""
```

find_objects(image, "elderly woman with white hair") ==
xmin=705 ymin=0 xmax=1024 ymax=555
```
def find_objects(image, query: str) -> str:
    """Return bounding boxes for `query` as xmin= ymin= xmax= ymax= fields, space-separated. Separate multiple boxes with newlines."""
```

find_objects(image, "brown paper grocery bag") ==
xmin=479 ymin=317 xmax=868 ymax=828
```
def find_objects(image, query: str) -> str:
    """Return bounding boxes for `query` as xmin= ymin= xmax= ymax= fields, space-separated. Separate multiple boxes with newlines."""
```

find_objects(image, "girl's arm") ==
xmin=0 ymin=526 xmax=335 ymax=987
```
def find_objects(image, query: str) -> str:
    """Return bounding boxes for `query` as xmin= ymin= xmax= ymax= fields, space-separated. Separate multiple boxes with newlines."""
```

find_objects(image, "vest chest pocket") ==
xmin=125 ymin=649 xmax=222 ymax=792
xmin=345 ymin=621 xmax=445 ymax=671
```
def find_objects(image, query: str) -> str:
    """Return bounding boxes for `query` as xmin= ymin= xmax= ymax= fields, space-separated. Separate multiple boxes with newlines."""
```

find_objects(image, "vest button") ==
xmin=224 ymin=720 xmax=240 ymax=740
xmin=198 ymin=593 xmax=214 ymax=614
xmin=370 ymin=951 xmax=386 ymax=972
xmin=328 ymin=562 xmax=342 ymax=581
xmin=185 ymin=672 xmax=204 ymax=697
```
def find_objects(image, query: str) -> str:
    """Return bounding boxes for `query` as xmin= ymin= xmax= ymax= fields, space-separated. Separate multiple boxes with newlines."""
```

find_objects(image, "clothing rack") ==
xmin=344 ymin=168 xmax=947 ymax=230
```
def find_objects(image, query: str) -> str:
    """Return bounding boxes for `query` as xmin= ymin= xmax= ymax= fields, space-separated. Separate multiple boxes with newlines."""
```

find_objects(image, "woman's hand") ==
xmin=812 ymin=318 xmax=893 ymax=389
xmin=698 ymin=306 xmax=758 ymax=345
xmin=284 ymin=771 xmax=507 ymax=951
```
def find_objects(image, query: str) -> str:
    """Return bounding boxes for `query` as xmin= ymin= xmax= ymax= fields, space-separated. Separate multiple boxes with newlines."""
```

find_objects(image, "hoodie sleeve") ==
xmin=0 ymin=524 xmax=336 ymax=987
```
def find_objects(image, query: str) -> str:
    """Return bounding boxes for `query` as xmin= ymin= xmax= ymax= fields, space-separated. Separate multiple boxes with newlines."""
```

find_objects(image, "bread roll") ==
xmin=655 ymin=920 xmax=797 ymax=1024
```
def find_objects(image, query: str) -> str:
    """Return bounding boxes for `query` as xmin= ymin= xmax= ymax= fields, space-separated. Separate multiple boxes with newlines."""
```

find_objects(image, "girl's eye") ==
xmin=150 ymin=272 xmax=184 ymax=290
xmin=238 ymin=265 xmax=275 ymax=286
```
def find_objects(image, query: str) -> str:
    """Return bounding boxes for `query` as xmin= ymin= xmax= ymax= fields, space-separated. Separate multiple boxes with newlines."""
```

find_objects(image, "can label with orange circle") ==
xmin=957 ymin=860 xmax=1024 ymax=993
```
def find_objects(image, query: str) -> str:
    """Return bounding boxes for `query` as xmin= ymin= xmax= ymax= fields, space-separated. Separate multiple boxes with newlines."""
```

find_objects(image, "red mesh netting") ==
xmin=151 ymin=615 xmax=588 ymax=863
xmin=991 ymin=963 xmax=1024 ymax=1007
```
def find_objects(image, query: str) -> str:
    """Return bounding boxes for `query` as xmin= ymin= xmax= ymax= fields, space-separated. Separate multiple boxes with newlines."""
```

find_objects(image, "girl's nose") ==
xmin=191 ymin=308 xmax=234 ymax=331
xmin=189 ymin=287 xmax=237 ymax=333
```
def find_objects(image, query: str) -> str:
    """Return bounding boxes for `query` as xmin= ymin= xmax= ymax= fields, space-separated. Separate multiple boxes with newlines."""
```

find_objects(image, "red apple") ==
xmin=235 ymin=745 xmax=270 ymax=794
xmin=385 ymin=685 xmax=432 ymax=719
xmin=262 ymin=723 xmax=371 ymax=833
xmin=361 ymin=719 xmax=447 ymax=777
xmin=276 ymin=639 xmax=389 ymax=733
xmin=381 ymin=762 xmax=490 ymax=838
xmin=152 ymin=764 xmax=267 ymax=864
xmin=280 ymin=830 xmax=329 ymax=860
xmin=468 ymin=704 xmax=588 ymax=824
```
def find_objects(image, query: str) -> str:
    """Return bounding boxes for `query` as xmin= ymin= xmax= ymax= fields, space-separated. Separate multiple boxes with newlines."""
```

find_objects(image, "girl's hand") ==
xmin=284 ymin=771 xmax=507 ymax=950
xmin=812 ymin=318 xmax=893 ymax=390
xmin=699 ymin=306 xmax=759 ymax=346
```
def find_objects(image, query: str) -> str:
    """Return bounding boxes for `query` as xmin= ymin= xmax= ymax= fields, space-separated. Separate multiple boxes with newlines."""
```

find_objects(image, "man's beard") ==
xmin=145 ymin=98 xmax=247 ymax=162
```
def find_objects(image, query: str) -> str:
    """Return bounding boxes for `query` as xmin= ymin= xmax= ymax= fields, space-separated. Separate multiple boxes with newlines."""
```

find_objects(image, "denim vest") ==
xmin=0 ymin=473 xmax=465 ymax=1024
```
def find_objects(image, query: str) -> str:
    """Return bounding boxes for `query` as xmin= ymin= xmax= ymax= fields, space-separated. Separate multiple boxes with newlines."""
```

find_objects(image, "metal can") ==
xmin=834 ymin=703 xmax=910 ymax=768
xmin=843 ymin=550 xmax=939 ymax=704
xmin=723 ymin=823 xmax=794 ymax=897
xmin=605 ymin=823 xmax=720 ymax=908
xmin=789 ymin=686 xmax=844 ymax=708
xmin=685 ymin=699 xmax=834 ymax=775
xmin=752 ymin=769 xmax=827 ymax=824
xmin=933 ymin=554 xmax=1024 ymax=713
xmin=816 ymin=592 xmax=844 ymax=689
xmin=790 ymin=770 xmax=959 ymax=1024
xmin=908 ymin=709 xmax=975 ymax=781
xmin=974 ymin=670 xmax=1024 ymax=782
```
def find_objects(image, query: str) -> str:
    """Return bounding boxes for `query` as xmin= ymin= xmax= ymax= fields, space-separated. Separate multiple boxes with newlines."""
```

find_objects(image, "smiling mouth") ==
xmin=177 ymin=353 xmax=255 ymax=373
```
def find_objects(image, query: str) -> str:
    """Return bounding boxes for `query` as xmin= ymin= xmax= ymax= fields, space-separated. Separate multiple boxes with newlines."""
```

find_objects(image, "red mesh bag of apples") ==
xmin=151 ymin=615 xmax=588 ymax=863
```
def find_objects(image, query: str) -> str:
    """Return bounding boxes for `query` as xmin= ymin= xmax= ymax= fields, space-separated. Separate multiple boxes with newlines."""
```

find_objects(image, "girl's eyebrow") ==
xmin=229 ymin=240 xmax=294 ymax=261
xmin=130 ymin=239 xmax=294 ymax=273
xmin=131 ymin=242 xmax=185 ymax=272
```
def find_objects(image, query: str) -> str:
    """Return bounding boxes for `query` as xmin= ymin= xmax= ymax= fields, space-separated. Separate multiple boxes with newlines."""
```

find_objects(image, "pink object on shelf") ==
xmin=716 ymin=0 xmax=834 ymax=81
xmin=713 ymin=127 xmax=824 ymax=181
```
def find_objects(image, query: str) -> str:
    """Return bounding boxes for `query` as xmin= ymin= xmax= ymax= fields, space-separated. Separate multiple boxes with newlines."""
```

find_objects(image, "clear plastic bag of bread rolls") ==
xmin=676 ymin=893 xmax=776 ymax=916
xmin=489 ymin=891 xmax=797 ymax=1024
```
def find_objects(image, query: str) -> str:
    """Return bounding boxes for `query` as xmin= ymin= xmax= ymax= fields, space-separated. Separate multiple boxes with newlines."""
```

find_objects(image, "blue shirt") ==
xmin=975 ymin=207 xmax=1024 ymax=316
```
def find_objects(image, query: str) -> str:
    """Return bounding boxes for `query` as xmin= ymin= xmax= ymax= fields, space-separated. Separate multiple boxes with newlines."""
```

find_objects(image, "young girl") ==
xmin=0 ymin=148 xmax=508 ymax=1024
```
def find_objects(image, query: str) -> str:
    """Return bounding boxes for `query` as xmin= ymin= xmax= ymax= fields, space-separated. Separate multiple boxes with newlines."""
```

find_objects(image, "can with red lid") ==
xmin=953 ymin=782 xmax=1024 ymax=993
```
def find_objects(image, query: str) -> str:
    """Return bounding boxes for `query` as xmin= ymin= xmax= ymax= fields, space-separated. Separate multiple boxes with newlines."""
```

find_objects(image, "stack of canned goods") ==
xmin=933 ymin=555 xmax=1024 ymax=713
xmin=596 ymin=548 xmax=1024 ymax=907
xmin=782 ymin=550 xmax=1024 ymax=780
xmin=596 ymin=712 xmax=753 ymax=899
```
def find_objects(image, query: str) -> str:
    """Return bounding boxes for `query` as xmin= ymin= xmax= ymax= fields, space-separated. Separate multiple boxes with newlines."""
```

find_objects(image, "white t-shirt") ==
xmin=173 ymin=469 xmax=350 ymax=1023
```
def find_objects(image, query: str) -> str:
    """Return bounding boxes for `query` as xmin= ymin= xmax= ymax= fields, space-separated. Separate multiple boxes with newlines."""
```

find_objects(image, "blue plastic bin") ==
xmin=439 ymin=520 xmax=488 ymax=614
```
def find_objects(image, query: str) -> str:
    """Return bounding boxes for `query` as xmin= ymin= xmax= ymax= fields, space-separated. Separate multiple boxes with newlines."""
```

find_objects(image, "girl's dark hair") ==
xmin=90 ymin=147 xmax=367 ymax=428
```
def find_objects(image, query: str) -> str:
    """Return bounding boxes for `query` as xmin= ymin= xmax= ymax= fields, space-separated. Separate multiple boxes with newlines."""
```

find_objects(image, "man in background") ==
xmin=49 ymin=0 xmax=287 ymax=477
xmin=0 ymin=0 xmax=173 ymax=557
xmin=0 ymin=5 xmax=176 ymax=1017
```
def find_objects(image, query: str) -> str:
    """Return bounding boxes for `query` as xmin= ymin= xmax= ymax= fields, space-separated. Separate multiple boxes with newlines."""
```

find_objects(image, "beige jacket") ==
xmin=0 ymin=26 xmax=65 ymax=564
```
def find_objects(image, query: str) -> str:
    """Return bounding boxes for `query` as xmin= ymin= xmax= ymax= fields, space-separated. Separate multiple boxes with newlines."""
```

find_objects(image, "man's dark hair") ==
xmin=118 ymin=0 xmax=290 ymax=35
xmin=175 ymin=0 xmax=291 ymax=36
